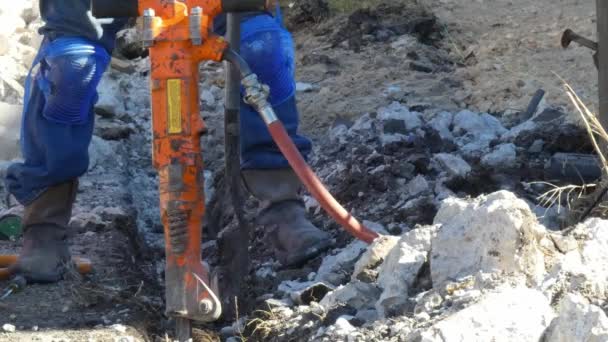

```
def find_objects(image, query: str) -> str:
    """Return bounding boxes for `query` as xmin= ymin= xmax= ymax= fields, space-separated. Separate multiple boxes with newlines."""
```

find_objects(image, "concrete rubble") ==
xmin=1 ymin=1 xmax=608 ymax=341
xmin=545 ymin=293 xmax=608 ymax=342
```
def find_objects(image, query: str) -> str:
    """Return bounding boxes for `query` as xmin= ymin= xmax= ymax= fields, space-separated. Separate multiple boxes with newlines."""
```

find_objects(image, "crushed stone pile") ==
xmin=0 ymin=1 xmax=605 ymax=341
xmin=239 ymin=191 xmax=608 ymax=342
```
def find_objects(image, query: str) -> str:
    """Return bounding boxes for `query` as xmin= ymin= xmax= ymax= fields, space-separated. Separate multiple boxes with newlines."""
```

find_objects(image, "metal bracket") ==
xmin=561 ymin=29 xmax=599 ymax=69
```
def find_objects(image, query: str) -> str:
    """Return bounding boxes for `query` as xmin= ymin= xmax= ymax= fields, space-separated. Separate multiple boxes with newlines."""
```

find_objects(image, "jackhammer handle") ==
xmin=91 ymin=0 xmax=269 ymax=18
xmin=222 ymin=0 xmax=269 ymax=12
xmin=91 ymin=0 xmax=139 ymax=18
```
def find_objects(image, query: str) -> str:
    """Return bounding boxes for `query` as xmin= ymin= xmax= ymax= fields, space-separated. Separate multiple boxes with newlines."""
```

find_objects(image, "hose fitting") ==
xmin=223 ymin=49 xmax=380 ymax=244
xmin=242 ymin=74 xmax=278 ymax=125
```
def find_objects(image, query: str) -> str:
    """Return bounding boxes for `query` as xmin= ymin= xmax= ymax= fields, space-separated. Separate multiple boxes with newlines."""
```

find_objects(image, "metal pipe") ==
xmin=597 ymin=0 xmax=608 ymax=155
xmin=218 ymin=13 xmax=251 ymax=319
xmin=562 ymin=29 xmax=598 ymax=51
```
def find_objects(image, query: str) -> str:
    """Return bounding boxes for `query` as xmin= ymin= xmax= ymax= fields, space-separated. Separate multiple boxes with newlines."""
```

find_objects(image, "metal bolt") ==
xmin=189 ymin=6 xmax=203 ymax=46
xmin=143 ymin=9 xmax=156 ymax=48
xmin=199 ymin=299 xmax=213 ymax=314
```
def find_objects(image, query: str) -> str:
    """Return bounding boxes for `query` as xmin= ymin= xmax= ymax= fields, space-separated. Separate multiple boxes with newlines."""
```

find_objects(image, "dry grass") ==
xmin=534 ymin=182 xmax=595 ymax=211
xmin=538 ymin=76 xmax=608 ymax=222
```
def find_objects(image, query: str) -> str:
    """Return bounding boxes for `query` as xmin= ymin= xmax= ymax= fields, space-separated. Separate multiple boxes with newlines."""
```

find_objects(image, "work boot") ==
xmin=243 ymin=169 xmax=332 ymax=267
xmin=12 ymin=180 xmax=77 ymax=283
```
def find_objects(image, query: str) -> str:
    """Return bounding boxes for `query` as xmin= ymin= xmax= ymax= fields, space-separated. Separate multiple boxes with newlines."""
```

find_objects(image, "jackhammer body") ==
xmin=91 ymin=0 xmax=380 ymax=335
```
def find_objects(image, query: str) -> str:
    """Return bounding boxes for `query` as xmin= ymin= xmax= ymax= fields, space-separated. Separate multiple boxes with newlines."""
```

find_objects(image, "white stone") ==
xmin=380 ymin=132 xmax=413 ymax=146
xmin=481 ymin=143 xmax=517 ymax=169
xmin=0 ymin=102 xmax=22 ymax=161
xmin=406 ymin=175 xmax=430 ymax=197
xmin=352 ymin=235 xmax=400 ymax=282
xmin=200 ymin=89 xmax=216 ymax=109
xmin=545 ymin=219 xmax=608 ymax=299
xmin=545 ymin=293 xmax=608 ymax=342
xmin=419 ymin=287 xmax=555 ymax=342
xmin=111 ymin=324 xmax=127 ymax=333
xmin=320 ymin=281 xmax=381 ymax=311
xmin=378 ymin=101 xmax=423 ymax=131
xmin=0 ymin=14 xmax=26 ymax=36
xmin=2 ymin=324 xmax=15 ymax=333
xmin=453 ymin=110 xmax=507 ymax=139
xmin=88 ymin=136 xmax=115 ymax=171
xmin=452 ymin=110 xmax=507 ymax=158
xmin=429 ymin=111 xmax=454 ymax=140
xmin=0 ymin=34 xmax=8 ymax=55
xmin=375 ymin=226 xmax=439 ymax=318
xmin=329 ymin=124 xmax=349 ymax=145
xmin=434 ymin=153 xmax=471 ymax=178
xmin=315 ymin=241 xmax=368 ymax=285
xmin=296 ymin=82 xmax=319 ymax=92
xmin=432 ymin=191 xmax=547 ymax=286
xmin=332 ymin=317 xmax=356 ymax=335
xmin=96 ymin=75 xmax=123 ymax=116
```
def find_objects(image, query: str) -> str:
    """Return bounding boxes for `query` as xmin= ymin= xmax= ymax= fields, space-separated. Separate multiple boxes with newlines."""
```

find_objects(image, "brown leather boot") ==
xmin=243 ymin=169 xmax=332 ymax=267
xmin=12 ymin=180 xmax=77 ymax=283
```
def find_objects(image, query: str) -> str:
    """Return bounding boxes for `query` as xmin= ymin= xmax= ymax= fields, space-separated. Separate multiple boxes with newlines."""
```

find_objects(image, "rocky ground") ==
xmin=1 ymin=0 xmax=607 ymax=341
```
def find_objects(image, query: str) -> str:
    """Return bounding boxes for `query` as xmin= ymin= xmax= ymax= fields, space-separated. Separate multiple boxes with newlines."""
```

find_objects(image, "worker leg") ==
xmin=238 ymin=14 xmax=311 ymax=169
xmin=238 ymin=14 xmax=331 ymax=267
xmin=5 ymin=38 xmax=110 ymax=283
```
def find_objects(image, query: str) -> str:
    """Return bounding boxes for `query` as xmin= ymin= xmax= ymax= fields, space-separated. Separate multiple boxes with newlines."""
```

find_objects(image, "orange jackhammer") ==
xmin=87 ymin=0 xmax=380 ymax=339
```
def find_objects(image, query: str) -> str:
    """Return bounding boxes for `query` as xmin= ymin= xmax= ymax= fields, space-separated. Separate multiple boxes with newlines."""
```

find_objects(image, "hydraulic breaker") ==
xmin=91 ymin=0 xmax=269 ymax=335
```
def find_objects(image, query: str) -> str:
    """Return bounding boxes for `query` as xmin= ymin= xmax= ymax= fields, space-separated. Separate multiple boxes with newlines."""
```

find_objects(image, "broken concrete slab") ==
xmin=545 ymin=219 xmax=608 ymax=300
xmin=545 ymin=293 xmax=608 ymax=342
xmin=375 ymin=226 xmax=439 ymax=318
xmin=418 ymin=287 xmax=555 ymax=342
xmin=433 ymin=153 xmax=471 ymax=178
xmin=428 ymin=111 xmax=454 ymax=141
xmin=319 ymin=281 xmax=381 ymax=311
xmin=352 ymin=235 xmax=400 ymax=283
xmin=315 ymin=241 xmax=368 ymax=286
xmin=378 ymin=101 xmax=423 ymax=133
xmin=481 ymin=143 xmax=517 ymax=169
xmin=432 ymin=191 xmax=547 ymax=286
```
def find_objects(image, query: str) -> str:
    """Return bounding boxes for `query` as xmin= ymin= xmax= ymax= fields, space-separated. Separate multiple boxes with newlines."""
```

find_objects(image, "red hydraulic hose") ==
xmin=267 ymin=121 xmax=380 ymax=244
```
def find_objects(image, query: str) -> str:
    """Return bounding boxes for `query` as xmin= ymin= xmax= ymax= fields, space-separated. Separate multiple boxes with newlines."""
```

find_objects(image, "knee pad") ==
xmin=241 ymin=14 xmax=295 ymax=105
xmin=37 ymin=38 xmax=110 ymax=125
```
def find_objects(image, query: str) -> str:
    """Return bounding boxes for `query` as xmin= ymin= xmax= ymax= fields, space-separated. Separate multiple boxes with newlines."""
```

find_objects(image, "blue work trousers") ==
xmin=6 ymin=14 xmax=311 ymax=205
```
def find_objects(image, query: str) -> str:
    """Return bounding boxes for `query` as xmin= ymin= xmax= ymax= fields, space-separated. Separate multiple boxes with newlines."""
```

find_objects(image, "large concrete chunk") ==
xmin=378 ymin=101 xmax=423 ymax=133
xmin=545 ymin=293 xmax=608 ymax=342
xmin=315 ymin=241 xmax=368 ymax=286
xmin=434 ymin=153 xmax=471 ymax=178
xmin=432 ymin=191 xmax=546 ymax=286
xmin=352 ymin=235 xmax=400 ymax=282
xmin=319 ymin=281 xmax=381 ymax=311
xmin=481 ymin=143 xmax=517 ymax=169
xmin=546 ymin=219 xmax=608 ymax=300
xmin=419 ymin=287 xmax=555 ymax=342
xmin=375 ymin=226 xmax=438 ymax=318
